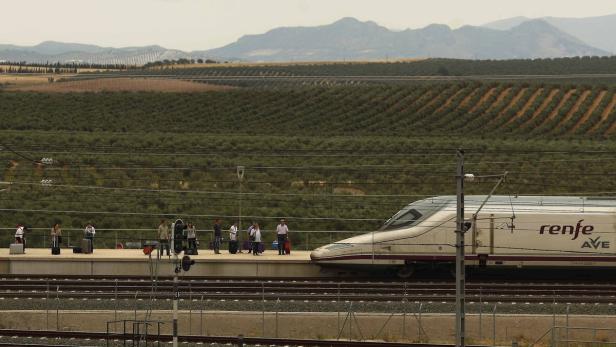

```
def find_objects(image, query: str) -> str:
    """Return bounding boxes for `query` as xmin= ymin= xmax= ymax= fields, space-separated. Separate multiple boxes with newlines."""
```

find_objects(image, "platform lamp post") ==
xmin=237 ymin=166 xmax=245 ymax=232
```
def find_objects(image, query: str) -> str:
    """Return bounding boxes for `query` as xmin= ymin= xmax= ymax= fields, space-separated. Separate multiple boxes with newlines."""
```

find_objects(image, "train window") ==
xmin=379 ymin=208 xmax=423 ymax=231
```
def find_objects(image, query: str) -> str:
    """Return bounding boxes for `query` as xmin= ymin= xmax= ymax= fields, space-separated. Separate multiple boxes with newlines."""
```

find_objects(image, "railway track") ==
xmin=0 ymin=329 xmax=480 ymax=347
xmin=1 ymin=276 xmax=615 ymax=303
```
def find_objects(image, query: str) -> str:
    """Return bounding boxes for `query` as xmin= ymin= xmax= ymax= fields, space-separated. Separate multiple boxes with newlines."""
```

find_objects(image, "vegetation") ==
xmin=1 ymin=83 xmax=614 ymax=137
xmin=2 ymin=58 xmax=616 ymax=249
xmin=0 ymin=61 xmax=128 ymax=73
xmin=129 ymin=56 xmax=616 ymax=76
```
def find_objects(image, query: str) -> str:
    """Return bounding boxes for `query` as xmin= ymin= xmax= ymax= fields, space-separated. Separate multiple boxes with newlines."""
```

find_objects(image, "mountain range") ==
xmin=0 ymin=15 xmax=614 ymax=65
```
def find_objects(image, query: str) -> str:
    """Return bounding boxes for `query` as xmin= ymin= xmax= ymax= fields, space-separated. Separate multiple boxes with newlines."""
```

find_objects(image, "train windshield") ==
xmin=379 ymin=199 xmax=447 ymax=231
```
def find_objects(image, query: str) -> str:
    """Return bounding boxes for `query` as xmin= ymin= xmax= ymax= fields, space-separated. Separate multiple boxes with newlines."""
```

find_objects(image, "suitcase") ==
xmin=51 ymin=236 xmax=60 ymax=255
xmin=10 ymin=243 xmax=24 ymax=255
xmin=185 ymin=248 xmax=198 ymax=255
xmin=81 ymin=239 xmax=92 ymax=254
xmin=229 ymin=240 xmax=238 ymax=254
xmin=72 ymin=247 xmax=82 ymax=254
xmin=257 ymin=243 xmax=265 ymax=253
xmin=284 ymin=240 xmax=291 ymax=255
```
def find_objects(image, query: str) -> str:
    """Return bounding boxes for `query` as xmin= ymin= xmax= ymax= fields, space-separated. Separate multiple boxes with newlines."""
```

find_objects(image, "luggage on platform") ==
xmin=73 ymin=247 xmax=82 ymax=254
xmin=229 ymin=240 xmax=238 ymax=254
xmin=284 ymin=240 xmax=291 ymax=255
xmin=185 ymin=248 xmax=198 ymax=255
xmin=81 ymin=238 xmax=93 ymax=254
xmin=51 ymin=236 xmax=60 ymax=255
xmin=10 ymin=243 xmax=24 ymax=255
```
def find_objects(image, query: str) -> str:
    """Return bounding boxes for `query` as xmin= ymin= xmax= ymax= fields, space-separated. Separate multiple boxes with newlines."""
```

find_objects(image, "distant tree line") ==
xmin=0 ymin=61 xmax=129 ymax=74
xmin=143 ymin=58 xmax=220 ymax=68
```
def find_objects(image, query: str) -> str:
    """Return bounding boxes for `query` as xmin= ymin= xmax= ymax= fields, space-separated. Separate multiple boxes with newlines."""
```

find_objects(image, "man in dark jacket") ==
xmin=213 ymin=219 xmax=222 ymax=254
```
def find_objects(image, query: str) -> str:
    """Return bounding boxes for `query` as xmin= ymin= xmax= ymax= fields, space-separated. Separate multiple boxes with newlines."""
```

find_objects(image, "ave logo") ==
xmin=581 ymin=237 xmax=610 ymax=249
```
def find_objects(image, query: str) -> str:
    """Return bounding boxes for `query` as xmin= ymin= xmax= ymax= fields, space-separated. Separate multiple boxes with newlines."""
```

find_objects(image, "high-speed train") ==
xmin=310 ymin=196 xmax=616 ymax=277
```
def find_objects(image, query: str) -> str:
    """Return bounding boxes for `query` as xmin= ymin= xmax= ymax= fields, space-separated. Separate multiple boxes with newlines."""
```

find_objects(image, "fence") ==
xmin=3 ymin=281 xmax=615 ymax=346
xmin=1 ymin=227 xmax=362 ymax=251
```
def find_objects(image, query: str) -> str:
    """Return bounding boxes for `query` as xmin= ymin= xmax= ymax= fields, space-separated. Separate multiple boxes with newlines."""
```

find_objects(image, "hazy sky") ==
xmin=3 ymin=0 xmax=616 ymax=51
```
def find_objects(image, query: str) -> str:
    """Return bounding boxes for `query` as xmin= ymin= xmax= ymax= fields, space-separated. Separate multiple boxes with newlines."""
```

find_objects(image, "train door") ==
xmin=472 ymin=213 xmax=495 ymax=266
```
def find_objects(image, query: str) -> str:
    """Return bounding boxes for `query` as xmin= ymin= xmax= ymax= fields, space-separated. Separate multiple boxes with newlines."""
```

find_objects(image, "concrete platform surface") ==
xmin=0 ymin=248 xmax=311 ymax=262
xmin=0 ymin=249 xmax=320 ymax=278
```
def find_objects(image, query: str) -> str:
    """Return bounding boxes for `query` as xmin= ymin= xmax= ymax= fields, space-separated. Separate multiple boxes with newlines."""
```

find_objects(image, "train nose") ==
xmin=310 ymin=246 xmax=327 ymax=261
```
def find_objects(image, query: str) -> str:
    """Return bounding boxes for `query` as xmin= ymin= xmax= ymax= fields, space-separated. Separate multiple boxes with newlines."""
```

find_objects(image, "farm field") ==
xmin=134 ymin=56 xmax=616 ymax=77
xmin=6 ymin=77 xmax=231 ymax=93
xmin=1 ymin=83 xmax=615 ymax=137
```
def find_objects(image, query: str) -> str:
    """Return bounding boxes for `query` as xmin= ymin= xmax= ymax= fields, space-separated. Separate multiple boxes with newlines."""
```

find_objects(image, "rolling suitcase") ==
xmin=284 ymin=239 xmax=291 ymax=255
xmin=51 ymin=236 xmax=60 ymax=255
xmin=81 ymin=238 xmax=92 ymax=254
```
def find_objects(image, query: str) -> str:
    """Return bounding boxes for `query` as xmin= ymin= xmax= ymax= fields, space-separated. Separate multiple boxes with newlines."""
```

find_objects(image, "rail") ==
xmin=0 ymin=329 xmax=487 ymax=347
xmin=532 ymin=325 xmax=616 ymax=347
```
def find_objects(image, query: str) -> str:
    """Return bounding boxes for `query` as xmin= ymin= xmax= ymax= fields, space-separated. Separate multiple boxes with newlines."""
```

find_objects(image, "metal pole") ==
xmin=479 ymin=288 xmax=483 ymax=341
xmin=492 ymin=304 xmax=497 ymax=347
xmin=237 ymin=166 xmax=245 ymax=235
xmin=262 ymin=282 xmax=265 ymax=337
xmin=552 ymin=295 xmax=557 ymax=347
xmin=189 ymin=283 xmax=192 ymax=336
xmin=173 ymin=256 xmax=179 ymax=347
xmin=455 ymin=149 xmax=466 ymax=347
xmin=46 ymin=280 xmax=49 ymax=330
xmin=56 ymin=285 xmax=59 ymax=331
xmin=566 ymin=304 xmax=570 ymax=347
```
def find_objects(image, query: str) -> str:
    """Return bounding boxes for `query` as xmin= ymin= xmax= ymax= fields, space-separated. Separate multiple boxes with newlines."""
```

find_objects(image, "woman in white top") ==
xmin=186 ymin=223 xmax=197 ymax=251
xmin=15 ymin=224 xmax=25 ymax=252
xmin=229 ymin=222 xmax=238 ymax=254
xmin=250 ymin=223 xmax=262 ymax=255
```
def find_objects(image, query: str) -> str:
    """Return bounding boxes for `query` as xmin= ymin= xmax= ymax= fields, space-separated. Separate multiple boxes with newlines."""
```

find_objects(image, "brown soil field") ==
xmin=559 ymin=89 xmax=591 ymax=126
xmin=590 ymin=95 xmax=616 ymax=133
xmin=434 ymin=87 xmax=466 ymax=114
xmin=520 ymin=88 xmax=559 ymax=128
xmin=570 ymin=90 xmax=607 ymax=133
xmin=5 ymin=78 xmax=233 ymax=93
xmin=467 ymin=87 xmax=495 ymax=113
xmin=542 ymin=89 xmax=577 ymax=126
xmin=458 ymin=87 xmax=480 ymax=108
xmin=0 ymin=74 xmax=69 ymax=87
xmin=505 ymin=88 xmax=543 ymax=126
xmin=497 ymin=88 xmax=527 ymax=120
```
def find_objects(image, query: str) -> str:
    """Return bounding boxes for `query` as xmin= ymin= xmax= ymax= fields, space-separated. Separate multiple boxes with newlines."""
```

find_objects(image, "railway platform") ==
xmin=0 ymin=248 xmax=322 ymax=278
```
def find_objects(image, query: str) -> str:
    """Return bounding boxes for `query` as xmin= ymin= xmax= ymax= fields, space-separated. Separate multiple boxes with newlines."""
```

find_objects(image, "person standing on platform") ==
xmin=51 ymin=223 xmax=62 ymax=246
xmin=276 ymin=219 xmax=289 ymax=255
xmin=250 ymin=223 xmax=262 ymax=256
xmin=84 ymin=223 xmax=96 ymax=252
xmin=186 ymin=222 xmax=197 ymax=251
xmin=246 ymin=222 xmax=256 ymax=254
xmin=15 ymin=224 xmax=26 ymax=253
xmin=213 ymin=219 xmax=222 ymax=254
xmin=157 ymin=219 xmax=171 ymax=258
xmin=229 ymin=222 xmax=238 ymax=254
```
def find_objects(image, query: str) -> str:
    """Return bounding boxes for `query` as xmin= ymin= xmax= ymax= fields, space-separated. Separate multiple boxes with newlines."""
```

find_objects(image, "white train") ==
xmin=310 ymin=196 xmax=616 ymax=277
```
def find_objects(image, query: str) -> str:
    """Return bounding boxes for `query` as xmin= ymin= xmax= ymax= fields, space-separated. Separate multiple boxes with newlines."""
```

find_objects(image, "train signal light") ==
xmin=181 ymin=255 xmax=195 ymax=272
xmin=463 ymin=221 xmax=472 ymax=232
